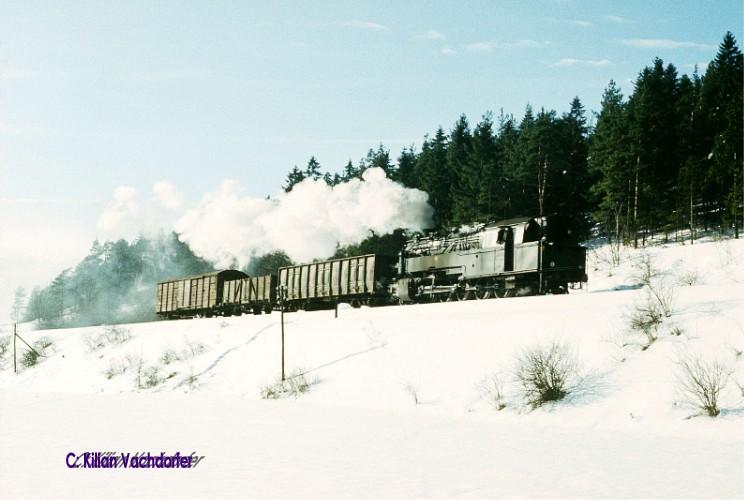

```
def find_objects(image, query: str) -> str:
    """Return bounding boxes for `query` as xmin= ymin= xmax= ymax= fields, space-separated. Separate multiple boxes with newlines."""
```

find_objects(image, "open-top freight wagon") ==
xmin=156 ymin=270 xmax=276 ymax=318
xmin=277 ymin=254 xmax=397 ymax=310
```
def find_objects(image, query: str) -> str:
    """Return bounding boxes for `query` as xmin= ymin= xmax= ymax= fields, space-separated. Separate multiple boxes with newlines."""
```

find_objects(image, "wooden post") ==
xmin=13 ymin=323 xmax=17 ymax=374
xmin=280 ymin=286 xmax=285 ymax=383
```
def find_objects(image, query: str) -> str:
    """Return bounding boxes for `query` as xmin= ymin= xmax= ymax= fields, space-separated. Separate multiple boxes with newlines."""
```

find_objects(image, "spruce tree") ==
xmin=701 ymin=32 xmax=743 ymax=237
xmin=397 ymin=146 xmax=418 ymax=188
xmin=283 ymin=166 xmax=306 ymax=192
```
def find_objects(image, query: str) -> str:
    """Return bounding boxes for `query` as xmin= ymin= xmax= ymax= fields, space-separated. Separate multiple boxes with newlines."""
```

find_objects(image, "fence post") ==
xmin=13 ymin=323 xmax=17 ymax=374
xmin=280 ymin=286 xmax=286 ymax=383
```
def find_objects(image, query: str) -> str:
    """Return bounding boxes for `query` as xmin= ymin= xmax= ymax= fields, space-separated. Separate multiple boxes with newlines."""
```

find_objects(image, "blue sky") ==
xmin=0 ymin=0 xmax=741 ymax=317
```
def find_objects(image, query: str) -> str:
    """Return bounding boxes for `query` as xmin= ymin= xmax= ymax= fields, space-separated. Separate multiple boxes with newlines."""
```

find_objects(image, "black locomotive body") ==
xmin=392 ymin=215 xmax=587 ymax=302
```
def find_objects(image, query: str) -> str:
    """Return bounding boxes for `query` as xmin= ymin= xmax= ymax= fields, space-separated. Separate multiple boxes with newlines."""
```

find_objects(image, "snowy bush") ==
xmin=478 ymin=374 xmax=507 ymax=411
xmin=0 ymin=335 xmax=10 ymax=359
xmin=515 ymin=342 xmax=577 ymax=408
xmin=160 ymin=349 xmax=180 ymax=365
xmin=141 ymin=366 xmax=163 ymax=388
xmin=676 ymin=268 xmax=700 ymax=286
xmin=676 ymin=354 xmax=732 ymax=417
xmin=633 ymin=252 xmax=660 ymax=287
xmin=21 ymin=349 xmax=40 ymax=368
xmin=628 ymin=297 xmax=664 ymax=346
xmin=85 ymin=325 xmax=132 ymax=351
xmin=260 ymin=370 xmax=313 ymax=399
xmin=104 ymin=359 xmax=128 ymax=380
xmin=184 ymin=340 xmax=208 ymax=358
xmin=19 ymin=338 xmax=53 ymax=369
xmin=627 ymin=255 xmax=677 ymax=347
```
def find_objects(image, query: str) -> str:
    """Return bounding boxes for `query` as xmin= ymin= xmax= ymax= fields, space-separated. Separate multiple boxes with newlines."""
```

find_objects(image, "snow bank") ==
xmin=1 ymin=237 xmax=743 ymax=498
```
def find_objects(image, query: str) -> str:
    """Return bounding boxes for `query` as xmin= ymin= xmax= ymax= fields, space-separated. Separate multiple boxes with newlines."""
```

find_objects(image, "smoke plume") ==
xmin=98 ymin=168 xmax=433 ymax=267
xmin=175 ymin=168 xmax=433 ymax=266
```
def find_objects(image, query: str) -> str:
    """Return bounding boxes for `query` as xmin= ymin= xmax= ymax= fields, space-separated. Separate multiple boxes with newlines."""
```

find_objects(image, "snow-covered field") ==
xmin=1 ymin=237 xmax=744 ymax=498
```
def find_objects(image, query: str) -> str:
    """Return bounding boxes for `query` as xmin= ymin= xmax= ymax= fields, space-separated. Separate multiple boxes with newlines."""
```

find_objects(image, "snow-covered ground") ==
xmin=1 ymin=237 xmax=744 ymax=498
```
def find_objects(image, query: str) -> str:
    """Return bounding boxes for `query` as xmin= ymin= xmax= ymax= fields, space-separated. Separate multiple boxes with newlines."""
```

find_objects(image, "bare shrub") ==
xmin=515 ymin=342 xmax=578 ymax=408
xmin=676 ymin=268 xmax=700 ymax=286
xmin=104 ymin=359 xmax=128 ymax=379
xmin=633 ymin=252 xmax=660 ymax=287
xmin=141 ymin=366 xmax=163 ymax=389
xmin=260 ymin=370 xmax=313 ymax=399
xmin=20 ymin=338 xmax=53 ymax=368
xmin=103 ymin=325 xmax=131 ymax=344
xmin=125 ymin=354 xmax=144 ymax=388
xmin=627 ymin=260 xmax=677 ymax=347
xmin=403 ymin=383 xmax=420 ymax=405
xmin=85 ymin=325 xmax=132 ymax=351
xmin=478 ymin=374 xmax=506 ymax=410
xmin=628 ymin=296 xmax=664 ymax=347
xmin=677 ymin=354 xmax=732 ymax=417
xmin=184 ymin=340 xmax=207 ymax=358
xmin=0 ymin=335 xmax=10 ymax=359
xmin=21 ymin=349 xmax=40 ymax=368
xmin=160 ymin=350 xmax=180 ymax=365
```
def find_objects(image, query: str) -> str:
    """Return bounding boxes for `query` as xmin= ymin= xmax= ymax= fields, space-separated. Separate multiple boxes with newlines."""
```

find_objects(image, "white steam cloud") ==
xmin=98 ymin=168 xmax=433 ymax=267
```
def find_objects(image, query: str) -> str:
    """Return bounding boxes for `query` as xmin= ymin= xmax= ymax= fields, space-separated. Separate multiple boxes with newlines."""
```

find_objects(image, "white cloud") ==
xmin=466 ymin=39 xmax=544 ymax=52
xmin=569 ymin=20 xmax=593 ymax=27
xmin=546 ymin=17 xmax=592 ymax=27
xmin=440 ymin=47 xmax=457 ymax=55
xmin=126 ymin=69 xmax=213 ymax=83
xmin=619 ymin=39 xmax=715 ymax=50
xmin=343 ymin=20 xmax=388 ymax=32
xmin=603 ymin=15 xmax=630 ymax=23
xmin=550 ymin=58 xmax=612 ymax=67
xmin=153 ymin=181 xmax=185 ymax=209
xmin=413 ymin=30 xmax=445 ymax=41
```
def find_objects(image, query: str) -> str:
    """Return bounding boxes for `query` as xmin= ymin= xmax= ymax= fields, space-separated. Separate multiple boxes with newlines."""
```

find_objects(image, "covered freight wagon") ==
xmin=156 ymin=269 xmax=246 ymax=318
xmin=221 ymin=275 xmax=277 ymax=315
xmin=278 ymin=254 xmax=396 ymax=309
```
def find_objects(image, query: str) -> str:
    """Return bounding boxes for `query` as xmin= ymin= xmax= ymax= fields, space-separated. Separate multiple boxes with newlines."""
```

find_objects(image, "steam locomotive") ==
xmin=155 ymin=215 xmax=587 ymax=318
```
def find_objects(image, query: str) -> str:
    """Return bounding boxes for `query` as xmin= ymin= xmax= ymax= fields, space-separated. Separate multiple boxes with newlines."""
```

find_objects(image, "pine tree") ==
xmin=589 ymin=80 xmax=632 ymax=242
xmin=447 ymin=115 xmax=475 ymax=224
xmin=397 ymin=146 xmax=418 ymax=188
xmin=283 ymin=166 xmax=306 ymax=192
xmin=414 ymin=128 xmax=450 ymax=228
xmin=341 ymin=160 xmax=359 ymax=181
xmin=627 ymin=59 xmax=682 ymax=244
xmin=701 ymin=32 xmax=744 ymax=237
xmin=304 ymin=156 xmax=322 ymax=181
xmin=495 ymin=111 xmax=519 ymax=220
xmin=557 ymin=97 xmax=591 ymax=238
xmin=365 ymin=144 xmax=396 ymax=179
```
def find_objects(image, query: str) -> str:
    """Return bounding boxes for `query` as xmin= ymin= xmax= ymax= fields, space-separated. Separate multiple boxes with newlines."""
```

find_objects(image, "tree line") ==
xmin=284 ymin=32 xmax=743 ymax=244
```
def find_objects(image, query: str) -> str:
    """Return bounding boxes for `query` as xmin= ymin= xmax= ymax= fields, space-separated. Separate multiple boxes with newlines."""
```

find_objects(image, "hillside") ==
xmin=1 ymin=237 xmax=743 ymax=498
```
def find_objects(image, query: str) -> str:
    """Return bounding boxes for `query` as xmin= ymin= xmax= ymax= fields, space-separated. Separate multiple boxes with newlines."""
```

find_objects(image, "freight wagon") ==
xmin=277 ymin=254 xmax=397 ymax=309
xmin=156 ymin=270 xmax=247 ymax=318
xmin=221 ymin=275 xmax=277 ymax=315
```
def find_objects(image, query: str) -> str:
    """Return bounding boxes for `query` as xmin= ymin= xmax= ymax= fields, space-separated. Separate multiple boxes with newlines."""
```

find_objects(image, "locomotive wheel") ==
xmin=455 ymin=288 xmax=471 ymax=301
xmin=474 ymin=288 xmax=491 ymax=300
